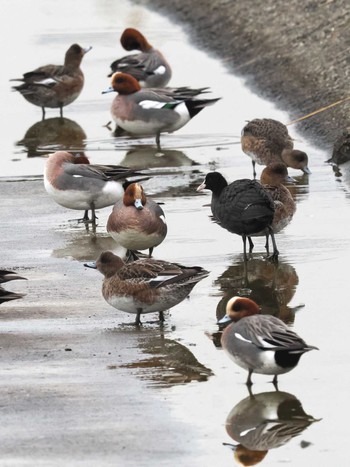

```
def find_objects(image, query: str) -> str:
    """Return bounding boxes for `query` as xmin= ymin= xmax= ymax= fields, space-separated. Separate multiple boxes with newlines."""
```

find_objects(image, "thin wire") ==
xmin=286 ymin=96 xmax=350 ymax=126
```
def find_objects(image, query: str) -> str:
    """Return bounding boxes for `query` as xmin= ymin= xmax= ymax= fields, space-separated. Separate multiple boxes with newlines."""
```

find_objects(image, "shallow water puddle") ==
xmin=1 ymin=0 xmax=350 ymax=466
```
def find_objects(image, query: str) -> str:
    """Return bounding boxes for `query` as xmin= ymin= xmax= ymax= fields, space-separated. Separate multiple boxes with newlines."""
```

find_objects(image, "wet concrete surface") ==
xmin=1 ymin=0 xmax=350 ymax=466
xmin=0 ymin=179 xmax=209 ymax=466
xmin=1 ymin=152 xmax=346 ymax=466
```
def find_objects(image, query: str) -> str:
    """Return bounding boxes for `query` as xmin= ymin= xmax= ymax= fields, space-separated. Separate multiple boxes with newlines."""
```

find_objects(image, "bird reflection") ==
xmin=119 ymin=145 xmax=199 ymax=169
xmin=328 ymin=159 xmax=350 ymax=194
xmin=52 ymin=232 xmax=126 ymax=262
xmin=16 ymin=117 xmax=86 ymax=158
xmin=119 ymin=330 xmax=213 ymax=387
xmin=0 ymin=269 xmax=27 ymax=304
xmin=284 ymin=172 xmax=310 ymax=204
xmin=215 ymin=256 xmax=301 ymax=324
xmin=148 ymin=170 xmax=206 ymax=199
xmin=224 ymin=389 xmax=320 ymax=465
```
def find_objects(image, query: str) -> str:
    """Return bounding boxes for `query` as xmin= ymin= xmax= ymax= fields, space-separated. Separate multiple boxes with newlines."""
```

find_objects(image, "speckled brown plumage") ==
xmin=241 ymin=118 xmax=310 ymax=175
xmin=11 ymin=44 xmax=91 ymax=118
xmin=87 ymin=251 xmax=209 ymax=324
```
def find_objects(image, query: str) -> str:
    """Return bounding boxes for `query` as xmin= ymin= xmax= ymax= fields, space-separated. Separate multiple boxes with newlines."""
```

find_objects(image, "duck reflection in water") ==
xmin=283 ymin=170 xmax=310 ymax=204
xmin=327 ymin=157 xmax=350 ymax=195
xmin=215 ymin=256 xmax=302 ymax=324
xmin=116 ymin=329 xmax=213 ymax=387
xmin=223 ymin=389 xmax=320 ymax=465
xmin=117 ymin=145 xmax=204 ymax=200
xmin=52 ymin=231 xmax=126 ymax=262
xmin=16 ymin=117 xmax=86 ymax=158
xmin=119 ymin=145 xmax=198 ymax=169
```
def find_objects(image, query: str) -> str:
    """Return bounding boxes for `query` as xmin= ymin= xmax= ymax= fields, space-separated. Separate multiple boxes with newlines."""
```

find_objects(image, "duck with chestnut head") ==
xmin=218 ymin=296 xmax=317 ymax=386
xmin=108 ymin=28 xmax=172 ymax=88
xmin=107 ymin=182 xmax=167 ymax=257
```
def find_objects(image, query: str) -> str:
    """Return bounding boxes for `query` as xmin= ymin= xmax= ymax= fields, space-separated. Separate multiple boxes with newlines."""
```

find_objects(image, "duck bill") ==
xmin=134 ymin=198 xmax=144 ymax=210
xmin=222 ymin=443 xmax=238 ymax=452
xmin=83 ymin=46 xmax=92 ymax=54
xmin=102 ymin=86 xmax=114 ymax=94
xmin=302 ymin=166 xmax=312 ymax=174
xmin=84 ymin=261 xmax=97 ymax=269
xmin=217 ymin=314 xmax=232 ymax=325
xmin=285 ymin=175 xmax=296 ymax=183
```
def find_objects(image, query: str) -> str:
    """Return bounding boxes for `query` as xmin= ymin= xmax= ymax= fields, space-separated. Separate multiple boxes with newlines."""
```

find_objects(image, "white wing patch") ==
xmin=256 ymin=336 xmax=278 ymax=348
xmin=240 ymin=427 xmax=257 ymax=437
xmin=159 ymin=215 xmax=166 ymax=224
xmin=154 ymin=65 xmax=166 ymax=75
xmin=34 ymin=78 xmax=58 ymax=86
xmin=149 ymin=274 xmax=177 ymax=283
xmin=234 ymin=332 xmax=252 ymax=344
xmin=139 ymin=100 xmax=168 ymax=110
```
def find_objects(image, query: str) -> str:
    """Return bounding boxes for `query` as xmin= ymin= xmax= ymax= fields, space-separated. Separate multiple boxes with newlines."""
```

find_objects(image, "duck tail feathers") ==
xmin=185 ymin=98 xmax=221 ymax=118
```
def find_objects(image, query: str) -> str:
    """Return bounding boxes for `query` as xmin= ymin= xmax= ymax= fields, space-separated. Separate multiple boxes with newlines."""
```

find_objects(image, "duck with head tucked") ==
xmin=197 ymin=171 xmax=279 ymax=261
xmin=107 ymin=182 xmax=167 ymax=258
xmin=11 ymin=44 xmax=91 ymax=119
xmin=219 ymin=296 xmax=318 ymax=386
xmin=44 ymin=151 xmax=147 ymax=224
xmin=241 ymin=118 xmax=311 ymax=177
xmin=108 ymin=28 xmax=172 ymax=88
xmin=85 ymin=251 xmax=209 ymax=325
xmin=102 ymin=72 xmax=220 ymax=149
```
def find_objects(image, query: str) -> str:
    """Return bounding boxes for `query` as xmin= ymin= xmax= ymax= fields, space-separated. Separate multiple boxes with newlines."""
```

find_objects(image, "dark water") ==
xmin=1 ymin=0 xmax=349 ymax=465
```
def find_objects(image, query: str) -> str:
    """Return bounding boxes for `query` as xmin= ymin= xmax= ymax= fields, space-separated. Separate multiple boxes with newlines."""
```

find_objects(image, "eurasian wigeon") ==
xmin=11 ymin=44 xmax=91 ymax=119
xmin=102 ymin=72 xmax=220 ymax=149
xmin=241 ymin=118 xmax=311 ymax=177
xmin=44 ymin=151 xmax=146 ymax=224
xmin=248 ymin=162 xmax=297 ymax=253
xmin=196 ymin=172 xmax=279 ymax=261
xmin=108 ymin=28 xmax=172 ymax=88
xmin=85 ymin=251 xmax=209 ymax=325
xmin=120 ymin=147 xmax=197 ymax=169
xmin=107 ymin=182 xmax=167 ymax=257
xmin=0 ymin=270 xmax=27 ymax=304
xmin=218 ymin=296 xmax=317 ymax=386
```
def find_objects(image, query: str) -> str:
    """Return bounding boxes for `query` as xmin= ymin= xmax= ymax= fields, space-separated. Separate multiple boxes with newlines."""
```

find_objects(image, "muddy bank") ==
xmin=138 ymin=0 xmax=349 ymax=153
